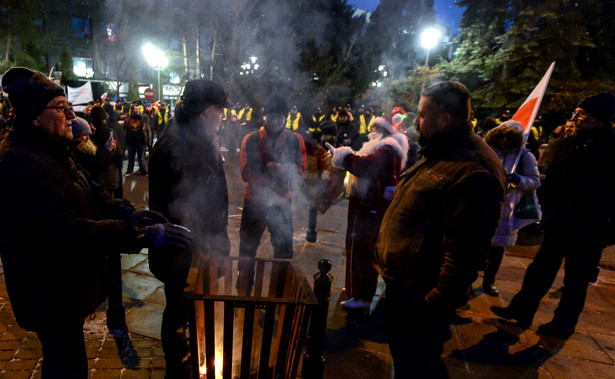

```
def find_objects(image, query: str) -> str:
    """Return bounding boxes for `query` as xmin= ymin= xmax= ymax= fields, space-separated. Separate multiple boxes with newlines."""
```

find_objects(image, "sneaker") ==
xmin=340 ymin=298 xmax=371 ymax=310
xmin=536 ymin=321 xmax=575 ymax=339
xmin=490 ymin=305 xmax=531 ymax=328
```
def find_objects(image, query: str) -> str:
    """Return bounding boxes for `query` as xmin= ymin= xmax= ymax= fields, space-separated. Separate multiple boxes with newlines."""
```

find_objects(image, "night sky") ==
xmin=348 ymin=0 xmax=464 ymax=35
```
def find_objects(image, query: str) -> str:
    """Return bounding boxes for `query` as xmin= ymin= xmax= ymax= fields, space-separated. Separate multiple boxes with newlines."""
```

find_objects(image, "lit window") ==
xmin=71 ymin=17 xmax=92 ymax=38
xmin=72 ymin=57 xmax=94 ymax=78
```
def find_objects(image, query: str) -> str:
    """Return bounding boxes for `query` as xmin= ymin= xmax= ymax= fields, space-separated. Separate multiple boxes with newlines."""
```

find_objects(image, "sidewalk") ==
xmin=0 ymin=155 xmax=613 ymax=378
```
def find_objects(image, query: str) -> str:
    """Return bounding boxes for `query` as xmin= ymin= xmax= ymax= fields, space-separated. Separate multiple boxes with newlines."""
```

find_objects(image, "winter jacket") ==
xmin=333 ymin=132 xmax=409 ymax=212
xmin=125 ymin=114 xmax=152 ymax=146
xmin=0 ymin=128 xmax=137 ymax=331
xmin=538 ymin=125 xmax=615 ymax=245
xmin=336 ymin=121 xmax=362 ymax=151
xmin=149 ymin=118 xmax=230 ymax=255
xmin=374 ymin=130 xmax=506 ymax=311
xmin=240 ymin=128 xmax=307 ymax=205
xmin=485 ymin=123 xmax=542 ymax=247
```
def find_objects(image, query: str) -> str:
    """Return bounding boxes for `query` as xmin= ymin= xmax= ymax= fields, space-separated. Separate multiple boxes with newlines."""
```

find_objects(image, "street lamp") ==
xmin=142 ymin=43 xmax=168 ymax=100
xmin=420 ymin=27 xmax=442 ymax=94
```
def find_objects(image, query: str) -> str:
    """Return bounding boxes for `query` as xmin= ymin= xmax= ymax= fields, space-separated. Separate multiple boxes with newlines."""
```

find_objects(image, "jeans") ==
xmin=126 ymin=142 xmax=147 ymax=175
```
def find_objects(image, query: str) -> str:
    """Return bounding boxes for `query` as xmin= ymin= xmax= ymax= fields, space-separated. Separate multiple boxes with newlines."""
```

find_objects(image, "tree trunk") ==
xmin=210 ymin=30 xmax=217 ymax=80
xmin=182 ymin=31 xmax=189 ymax=78
xmin=196 ymin=26 xmax=201 ymax=78
xmin=4 ymin=31 xmax=11 ymax=62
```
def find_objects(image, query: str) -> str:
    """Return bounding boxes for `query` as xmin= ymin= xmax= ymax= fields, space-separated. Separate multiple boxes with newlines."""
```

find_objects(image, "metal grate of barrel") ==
xmin=185 ymin=255 xmax=332 ymax=379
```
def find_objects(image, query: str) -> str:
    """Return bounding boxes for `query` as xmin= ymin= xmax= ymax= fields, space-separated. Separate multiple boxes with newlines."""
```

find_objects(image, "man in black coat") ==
xmin=492 ymin=93 xmax=615 ymax=338
xmin=0 ymin=67 xmax=191 ymax=378
xmin=148 ymin=79 xmax=231 ymax=378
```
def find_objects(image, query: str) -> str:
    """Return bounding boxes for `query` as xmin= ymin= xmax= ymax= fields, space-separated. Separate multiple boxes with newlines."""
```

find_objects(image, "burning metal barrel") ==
xmin=185 ymin=256 xmax=331 ymax=379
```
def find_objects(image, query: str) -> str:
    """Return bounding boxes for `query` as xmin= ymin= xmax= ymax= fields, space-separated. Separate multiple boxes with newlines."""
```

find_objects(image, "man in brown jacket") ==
xmin=374 ymin=81 xmax=506 ymax=378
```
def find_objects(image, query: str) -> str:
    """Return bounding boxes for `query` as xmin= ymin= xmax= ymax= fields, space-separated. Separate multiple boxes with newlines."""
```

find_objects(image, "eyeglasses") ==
xmin=45 ymin=105 xmax=73 ymax=115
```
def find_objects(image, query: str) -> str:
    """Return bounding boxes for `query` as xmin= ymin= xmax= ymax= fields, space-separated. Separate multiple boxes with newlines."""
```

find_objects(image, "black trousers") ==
xmin=483 ymin=246 xmax=505 ymax=285
xmin=239 ymin=199 xmax=293 ymax=259
xmin=36 ymin=319 xmax=87 ymax=379
xmin=384 ymin=280 xmax=453 ymax=379
xmin=161 ymin=280 xmax=191 ymax=378
xmin=507 ymin=228 xmax=602 ymax=329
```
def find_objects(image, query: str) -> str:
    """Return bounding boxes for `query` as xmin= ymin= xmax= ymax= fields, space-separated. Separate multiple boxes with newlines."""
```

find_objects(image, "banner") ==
xmin=67 ymin=81 xmax=94 ymax=106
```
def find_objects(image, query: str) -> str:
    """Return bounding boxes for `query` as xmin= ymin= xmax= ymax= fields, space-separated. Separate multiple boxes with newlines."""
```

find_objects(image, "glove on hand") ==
xmin=507 ymin=173 xmax=521 ymax=186
xmin=325 ymin=142 xmax=337 ymax=155
xmin=140 ymin=223 xmax=193 ymax=250
xmin=383 ymin=185 xmax=396 ymax=201
xmin=128 ymin=209 xmax=169 ymax=226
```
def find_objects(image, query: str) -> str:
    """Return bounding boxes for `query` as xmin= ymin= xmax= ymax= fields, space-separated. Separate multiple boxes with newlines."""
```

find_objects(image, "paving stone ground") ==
xmin=0 ymin=154 xmax=613 ymax=378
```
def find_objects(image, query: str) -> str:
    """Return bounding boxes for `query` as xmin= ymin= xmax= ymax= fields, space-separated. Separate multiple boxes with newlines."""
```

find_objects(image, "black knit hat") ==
xmin=577 ymin=93 xmax=615 ymax=124
xmin=263 ymin=94 xmax=289 ymax=115
xmin=2 ymin=67 xmax=65 ymax=119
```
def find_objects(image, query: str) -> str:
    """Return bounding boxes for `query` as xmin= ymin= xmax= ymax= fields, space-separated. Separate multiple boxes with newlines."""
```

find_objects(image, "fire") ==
xmin=199 ymin=354 xmax=223 ymax=378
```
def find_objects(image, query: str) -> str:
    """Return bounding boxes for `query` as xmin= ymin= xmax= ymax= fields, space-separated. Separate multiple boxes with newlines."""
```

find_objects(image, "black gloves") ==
xmin=507 ymin=173 xmax=521 ymax=186
xmin=138 ymin=223 xmax=193 ymax=251
xmin=126 ymin=209 xmax=169 ymax=226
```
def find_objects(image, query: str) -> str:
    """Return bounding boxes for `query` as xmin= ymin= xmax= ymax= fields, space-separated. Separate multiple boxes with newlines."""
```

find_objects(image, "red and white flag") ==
xmin=509 ymin=62 xmax=555 ymax=174
xmin=511 ymin=61 xmax=556 ymax=141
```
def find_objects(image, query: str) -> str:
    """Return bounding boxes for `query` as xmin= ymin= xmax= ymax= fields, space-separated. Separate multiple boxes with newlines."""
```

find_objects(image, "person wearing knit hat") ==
xmin=237 ymin=94 xmax=307 ymax=291
xmin=492 ymin=92 xmax=615 ymax=339
xmin=335 ymin=108 xmax=362 ymax=151
xmin=148 ymin=78 xmax=230 ymax=377
xmin=0 ymin=67 xmax=192 ymax=377
xmin=327 ymin=117 xmax=409 ymax=310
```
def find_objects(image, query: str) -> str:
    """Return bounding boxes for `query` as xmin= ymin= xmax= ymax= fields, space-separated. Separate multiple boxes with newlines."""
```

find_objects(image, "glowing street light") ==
xmin=142 ymin=43 xmax=168 ymax=100
xmin=420 ymin=27 xmax=442 ymax=94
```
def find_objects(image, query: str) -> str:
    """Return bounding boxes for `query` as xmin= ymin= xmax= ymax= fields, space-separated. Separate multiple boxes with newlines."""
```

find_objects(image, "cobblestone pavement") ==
xmin=0 ymin=154 xmax=613 ymax=378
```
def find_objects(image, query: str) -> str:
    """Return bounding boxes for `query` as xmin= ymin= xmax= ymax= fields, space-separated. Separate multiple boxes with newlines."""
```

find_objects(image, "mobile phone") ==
xmin=109 ymin=130 xmax=114 ymax=140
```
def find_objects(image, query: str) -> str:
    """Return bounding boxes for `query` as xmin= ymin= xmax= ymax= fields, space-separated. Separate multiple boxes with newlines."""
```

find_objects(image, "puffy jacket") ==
xmin=485 ymin=122 xmax=542 ymax=246
xmin=374 ymin=131 xmax=506 ymax=311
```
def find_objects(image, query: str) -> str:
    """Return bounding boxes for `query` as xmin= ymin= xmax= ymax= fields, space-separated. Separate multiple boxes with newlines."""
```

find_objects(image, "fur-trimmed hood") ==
xmin=332 ymin=132 xmax=409 ymax=169
xmin=484 ymin=120 xmax=524 ymax=151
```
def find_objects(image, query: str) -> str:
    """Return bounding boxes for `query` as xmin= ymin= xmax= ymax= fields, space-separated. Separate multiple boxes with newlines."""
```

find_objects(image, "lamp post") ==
xmin=142 ymin=43 xmax=168 ymax=101
xmin=419 ymin=27 xmax=442 ymax=94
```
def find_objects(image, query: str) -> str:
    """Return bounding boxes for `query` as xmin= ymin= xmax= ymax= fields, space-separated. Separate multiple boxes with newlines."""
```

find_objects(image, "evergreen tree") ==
xmin=0 ymin=0 xmax=47 ymax=72
xmin=442 ymin=0 xmax=614 ymax=125
xmin=365 ymin=0 xmax=437 ymax=79
xmin=59 ymin=46 xmax=77 ymax=82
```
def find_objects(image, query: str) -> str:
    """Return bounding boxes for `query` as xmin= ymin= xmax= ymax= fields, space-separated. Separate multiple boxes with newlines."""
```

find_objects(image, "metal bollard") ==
xmin=302 ymin=259 xmax=333 ymax=378
xmin=306 ymin=206 xmax=318 ymax=242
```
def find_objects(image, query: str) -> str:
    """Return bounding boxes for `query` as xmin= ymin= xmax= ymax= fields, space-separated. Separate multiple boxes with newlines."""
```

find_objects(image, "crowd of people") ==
xmin=0 ymin=66 xmax=614 ymax=379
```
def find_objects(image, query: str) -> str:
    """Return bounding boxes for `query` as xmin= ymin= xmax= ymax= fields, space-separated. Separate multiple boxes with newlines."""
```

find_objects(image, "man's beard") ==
xmin=76 ymin=139 xmax=97 ymax=155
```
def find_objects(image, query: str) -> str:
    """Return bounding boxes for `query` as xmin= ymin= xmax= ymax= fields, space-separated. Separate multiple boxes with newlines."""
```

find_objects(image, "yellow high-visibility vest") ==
xmin=359 ymin=114 xmax=374 ymax=134
xmin=286 ymin=112 xmax=302 ymax=131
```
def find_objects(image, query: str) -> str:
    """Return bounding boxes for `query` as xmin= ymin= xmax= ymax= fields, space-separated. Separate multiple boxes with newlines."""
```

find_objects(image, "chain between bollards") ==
xmin=302 ymin=259 xmax=333 ymax=378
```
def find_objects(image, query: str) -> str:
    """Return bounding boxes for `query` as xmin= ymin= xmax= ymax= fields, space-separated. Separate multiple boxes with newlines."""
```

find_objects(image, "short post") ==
xmin=302 ymin=259 xmax=333 ymax=378
xmin=306 ymin=206 xmax=318 ymax=242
